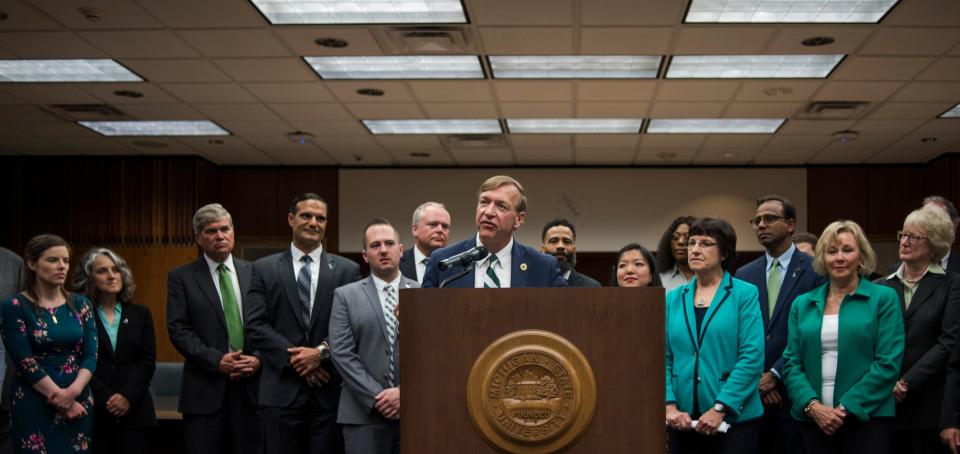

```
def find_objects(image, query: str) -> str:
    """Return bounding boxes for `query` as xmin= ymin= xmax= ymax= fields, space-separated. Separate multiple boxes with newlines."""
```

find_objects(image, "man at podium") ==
xmin=422 ymin=175 xmax=566 ymax=289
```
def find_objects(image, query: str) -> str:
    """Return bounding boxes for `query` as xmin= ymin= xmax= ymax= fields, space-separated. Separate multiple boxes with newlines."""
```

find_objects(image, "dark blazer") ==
xmin=421 ymin=237 xmax=566 ymax=288
xmin=878 ymin=269 xmax=960 ymax=429
xmin=567 ymin=269 xmax=601 ymax=288
xmin=399 ymin=248 xmax=418 ymax=282
xmin=942 ymin=320 xmax=960 ymax=429
xmin=166 ymin=256 xmax=259 ymax=415
xmin=91 ymin=302 xmax=157 ymax=429
xmin=245 ymin=248 xmax=361 ymax=409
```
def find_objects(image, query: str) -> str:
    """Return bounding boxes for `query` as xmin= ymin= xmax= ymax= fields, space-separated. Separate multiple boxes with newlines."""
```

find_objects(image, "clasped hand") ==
xmin=808 ymin=402 xmax=846 ymax=435
xmin=288 ymin=346 xmax=330 ymax=387
xmin=375 ymin=387 xmax=400 ymax=420
xmin=218 ymin=352 xmax=260 ymax=380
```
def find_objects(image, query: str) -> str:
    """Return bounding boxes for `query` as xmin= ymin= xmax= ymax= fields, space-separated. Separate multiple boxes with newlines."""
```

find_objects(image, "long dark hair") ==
xmin=22 ymin=234 xmax=76 ymax=313
xmin=611 ymin=243 xmax=663 ymax=287
xmin=656 ymin=216 xmax=696 ymax=273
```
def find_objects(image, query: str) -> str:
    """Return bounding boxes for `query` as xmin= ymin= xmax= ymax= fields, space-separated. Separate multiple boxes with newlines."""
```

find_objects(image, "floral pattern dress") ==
xmin=1 ymin=293 xmax=98 ymax=454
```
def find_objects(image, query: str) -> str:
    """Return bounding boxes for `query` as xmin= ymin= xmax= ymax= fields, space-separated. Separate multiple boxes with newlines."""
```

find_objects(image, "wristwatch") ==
xmin=713 ymin=402 xmax=726 ymax=413
xmin=316 ymin=342 xmax=330 ymax=361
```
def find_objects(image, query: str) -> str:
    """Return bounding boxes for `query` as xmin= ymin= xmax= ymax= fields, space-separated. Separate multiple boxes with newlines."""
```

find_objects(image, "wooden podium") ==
xmin=399 ymin=288 xmax=664 ymax=453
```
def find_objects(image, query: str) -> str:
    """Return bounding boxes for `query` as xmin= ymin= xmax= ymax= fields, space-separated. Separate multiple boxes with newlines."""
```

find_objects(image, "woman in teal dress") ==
xmin=1 ymin=234 xmax=98 ymax=453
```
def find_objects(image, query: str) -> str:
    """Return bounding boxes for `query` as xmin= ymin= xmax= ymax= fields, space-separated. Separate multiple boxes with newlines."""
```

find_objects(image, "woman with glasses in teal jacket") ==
xmin=665 ymin=217 xmax=765 ymax=454
xmin=782 ymin=220 xmax=904 ymax=454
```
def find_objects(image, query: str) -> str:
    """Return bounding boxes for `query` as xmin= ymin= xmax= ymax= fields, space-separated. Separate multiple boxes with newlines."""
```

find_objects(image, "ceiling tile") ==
xmin=852 ymin=119 xmax=926 ymax=135
xmin=0 ymin=2 xmax=63 ymax=30
xmin=31 ymin=0 xmax=164 ymax=29
xmin=510 ymin=135 xmax=572 ymax=150
xmin=868 ymin=101 xmax=957 ymax=119
xmin=0 ymin=31 xmax=106 ymax=58
xmin=469 ymin=0 xmax=572 ymax=25
xmin=765 ymin=28 xmax=873 ymax=54
xmin=389 ymin=149 xmax=456 ymax=166
xmin=639 ymin=134 xmax=707 ymax=149
xmin=192 ymin=103 xmax=281 ymax=122
xmin=917 ymin=57 xmax=960 ymax=81
xmin=809 ymin=135 xmax=901 ymax=163
xmin=122 ymin=59 xmax=232 ymax=83
xmin=78 ymin=30 xmax=199 ymax=58
xmin=494 ymin=81 xmax=573 ymax=102
xmin=176 ymin=29 xmax=292 ymax=57
xmin=213 ymin=58 xmax=316 ymax=82
xmin=136 ymin=0 xmax=266 ymax=28
xmin=575 ymin=135 xmax=639 ymax=148
xmin=694 ymin=150 xmax=753 ymax=165
xmin=500 ymin=102 xmax=573 ymax=118
xmin=581 ymin=0 xmax=683 ymax=25
xmin=421 ymin=102 xmax=499 ymax=118
xmin=883 ymin=0 xmax=960 ymax=27
xmin=912 ymin=119 xmax=960 ymax=136
xmin=750 ymin=148 xmax=817 ymax=164
xmin=832 ymin=57 xmax=934 ymax=81
xmin=867 ymin=135 xmax=960 ymax=163
xmin=763 ymin=135 xmax=833 ymax=150
xmin=479 ymin=27 xmax=574 ymax=54
xmin=244 ymin=82 xmax=336 ymax=103
xmin=860 ymin=28 xmax=960 ymax=56
xmin=268 ymin=103 xmax=353 ymax=121
xmin=0 ymin=105 xmax=61 ymax=122
xmin=218 ymin=119 xmax=294 ymax=136
xmin=13 ymin=121 xmax=100 ymax=137
xmin=409 ymin=81 xmax=493 ymax=102
xmin=326 ymin=81 xmax=414 ymax=103
xmin=274 ymin=27 xmax=384 ymax=56
xmin=373 ymin=135 xmax=444 ymax=150
xmin=701 ymin=134 xmax=772 ymax=150
xmin=673 ymin=27 xmax=776 ymax=54
xmin=0 ymin=136 xmax=73 ymax=155
xmin=179 ymin=136 xmax=277 ymax=164
xmin=634 ymin=149 xmax=696 ymax=165
xmin=240 ymin=136 xmax=336 ymax=164
xmin=1 ymin=84 xmax=100 ymax=104
xmin=161 ymin=83 xmax=258 ymax=103
xmin=314 ymin=136 xmax=393 ymax=165
xmin=736 ymin=80 xmax=823 ymax=102
xmin=657 ymin=81 xmax=740 ymax=101
xmin=46 ymin=135 xmax=136 ymax=155
xmin=577 ymin=81 xmax=657 ymax=101
xmin=450 ymin=148 xmax=514 ymax=165
xmin=344 ymin=102 xmax=424 ymax=119
xmin=77 ymin=83 xmax=180 ymax=104
xmin=514 ymin=149 xmax=574 ymax=165
xmin=289 ymin=119 xmax=368 ymax=135
xmin=579 ymin=27 xmax=673 ymax=54
xmin=813 ymin=81 xmax=903 ymax=101
xmin=890 ymin=82 xmax=960 ymax=101
xmin=120 ymin=103 xmax=205 ymax=120
xmin=649 ymin=102 xmax=726 ymax=118
xmin=576 ymin=102 xmax=649 ymax=117
xmin=0 ymin=90 xmax=25 ymax=104
xmin=724 ymin=102 xmax=803 ymax=118
xmin=777 ymin=119 xmax=856 ymax=135
xmin=575 ymin=149 xmax=635 ymax=165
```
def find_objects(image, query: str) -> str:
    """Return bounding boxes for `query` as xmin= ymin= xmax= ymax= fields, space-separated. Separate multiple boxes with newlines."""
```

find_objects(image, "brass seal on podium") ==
xmin=467 ymin=330 xmax=597 ymax=453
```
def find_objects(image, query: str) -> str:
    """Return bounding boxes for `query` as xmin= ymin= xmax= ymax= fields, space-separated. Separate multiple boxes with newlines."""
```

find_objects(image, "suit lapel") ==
xmin=192 ymin=258 xmax=227 ymax=331
xmin=756 ymin=258 xmax=771 ymax=326
xmin=949 ymin=252 xmax=960 ymax=274
xmin=886 ymin=276 xmax=907 ymax=314
xmin=309 ymin=251 xmax=335 ymax=330
xmin=362 ymin=277 xmax=390 ymax=344
xmin=511 ymin=242 xmax=528 ymax=288
xmin=770 ymin=251 xmax=804 ymax=328
xmin=905 ymin=272 xmax=943 ymax=319
xmin=93 ymin=306 xmax=116 ymax=358
xmin=277 ymin=250 xmax=307 ymax=328
xmin=700 ymin=274 xmax=732 ymax=340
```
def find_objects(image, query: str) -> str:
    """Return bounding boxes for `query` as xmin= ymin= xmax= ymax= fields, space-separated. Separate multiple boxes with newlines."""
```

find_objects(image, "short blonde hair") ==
xmin=904 ymin=205 xmax=955 ymax=263
xmin=813 ymin=220 xmax=877 ymax=276
xmin=478 ymin=175 xmax=527 ymax=213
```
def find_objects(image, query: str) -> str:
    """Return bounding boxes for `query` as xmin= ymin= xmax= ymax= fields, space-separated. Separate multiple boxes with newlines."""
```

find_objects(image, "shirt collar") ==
xmin=372 ymin=273 xmax=401 ymax=295
xmin=291 ymin=243 xmax=323 ymax=264
xmin=413 ymin=246 xmax=429 ymax=265
xmin=942 ymin=251 xmax=951 ymax=270
xmin=890 ymin=261 xmax=946 ymax=281
xmin=204 ymin=253 xmax=235 ymax=273
xmin=765 ymin=243 xmax=796 ymax=273
xmin=476 ymin=233 xmax=513 ymax=264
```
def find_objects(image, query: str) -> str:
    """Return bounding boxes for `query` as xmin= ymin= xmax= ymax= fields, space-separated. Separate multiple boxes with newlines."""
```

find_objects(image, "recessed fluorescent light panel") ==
xmin=0 ymin=59 xmax=142 ymax=82
xmin=490 ymin=56 xmax=661 ymax=79
xmin=667 ymin=55 xmax=844 ymax=78
xmin=647 ymin=119 xmax=785 ymax=134
xmin=304 ymin=56 xmax=483 ymax=79
xmin=250 ymin=0 xmax=467 ymax=24
xmin=507 ymin=119 xmax=643 ymax=134
xmin=941 ymin=104 xmax=960 ymax=118
xmin=79 ymin=121 xmax=230 ymax=136
xmin=685 ymin=0 xmax=899 ymax=23
xmin=363 ymin=119 xmax=501 ymax=134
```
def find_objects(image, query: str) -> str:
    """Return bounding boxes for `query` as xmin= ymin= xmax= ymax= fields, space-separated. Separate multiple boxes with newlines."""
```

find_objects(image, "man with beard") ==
xmin=540 ymin=219 xmax=600 ymax=288
xmin=656 ymin=216 xmax=696 ymax=291
xmin=399 ymin=202 xmax=450 ymax=284
xmin=735 ymin=195 xmax=825 ymax=454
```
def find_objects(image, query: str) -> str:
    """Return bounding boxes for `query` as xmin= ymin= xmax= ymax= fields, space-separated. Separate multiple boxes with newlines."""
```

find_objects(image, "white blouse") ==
xmin=821 ymin=314 xmax=839 ymax=408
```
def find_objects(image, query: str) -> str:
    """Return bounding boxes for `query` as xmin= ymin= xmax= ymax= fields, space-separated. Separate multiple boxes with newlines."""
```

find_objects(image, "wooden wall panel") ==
xmin=219 ymin=168 xmax=279 ymax=238
xmin=866 ymin=167 xmax=926 ymax=238
xmin=807 ymin=167 xmax=869 ymax=236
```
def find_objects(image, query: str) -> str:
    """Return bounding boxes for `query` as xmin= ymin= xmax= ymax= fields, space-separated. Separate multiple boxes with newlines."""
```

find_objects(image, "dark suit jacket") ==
xmin=567 ymin=269 xmax=601 ymax=288
xmin=245 ymin=248 xmax=361 ymax=409
xmin=421 ymin=237 xmax=566 ymax=288
xmin=91 ymin=302 xmax=157 ymax=429
xmin=878 ymin=270 xmax=960 ymax=429
xmin=399 ymin=248 xmax=418 ymax=282
xmin=166 ymin=256 xmax=259 ymax=415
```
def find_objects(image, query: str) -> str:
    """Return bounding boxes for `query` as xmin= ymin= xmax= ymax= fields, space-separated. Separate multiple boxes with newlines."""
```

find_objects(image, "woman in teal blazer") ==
xmin=782 ymin=220 xmax=904 ymax=454
xmin=665 ymin=217 xmax=765 ymax=454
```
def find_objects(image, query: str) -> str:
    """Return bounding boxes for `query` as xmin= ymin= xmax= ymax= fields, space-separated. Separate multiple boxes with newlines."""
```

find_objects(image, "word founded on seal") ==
xmin=467 ymin=330 xmax=597 ymax=453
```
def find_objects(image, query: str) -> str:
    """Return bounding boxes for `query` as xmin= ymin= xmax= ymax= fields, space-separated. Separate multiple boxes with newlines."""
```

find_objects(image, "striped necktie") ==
xmin=297 ymin=255 xmax=313 ymax=326
xmin=383 ymin=286 xmax=399 ymax=386
xmin=483 ymin=255 xmax=501 ymax=288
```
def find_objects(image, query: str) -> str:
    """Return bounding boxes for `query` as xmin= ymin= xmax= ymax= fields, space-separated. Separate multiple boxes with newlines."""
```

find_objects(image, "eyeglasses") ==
xmin=897 ymin=231 xmax=928 ymax=244
xmin=749 ymin=215 xmax=786 ymax=227
xmin=671 ymin=233 xmax=690 ymax=242
xmin=686 ymin=239 xmax=718 ymax=249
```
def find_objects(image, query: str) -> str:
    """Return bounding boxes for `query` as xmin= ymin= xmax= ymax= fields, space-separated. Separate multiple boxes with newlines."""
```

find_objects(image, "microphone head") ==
xmin=475 ymin=246 xmax=489 ymax=259
xmin=437 ymin=260 xmax=450 ymax=271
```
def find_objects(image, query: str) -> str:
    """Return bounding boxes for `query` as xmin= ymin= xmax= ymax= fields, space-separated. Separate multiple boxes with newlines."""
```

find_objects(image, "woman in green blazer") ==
xmin=782 ymin=220 xmax=904 ymax=454
xmin=665 ymin=217 xmax=765 ymax=454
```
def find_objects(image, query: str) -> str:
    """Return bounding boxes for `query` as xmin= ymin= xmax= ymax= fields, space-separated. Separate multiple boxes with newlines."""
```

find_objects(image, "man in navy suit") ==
xmin=398 ymin=202 xmax=450 ymax=284
xmin=735 ymin=195 xmax=825 ymax=454
xmin=422 ymin=175 xmax=565 ymax=288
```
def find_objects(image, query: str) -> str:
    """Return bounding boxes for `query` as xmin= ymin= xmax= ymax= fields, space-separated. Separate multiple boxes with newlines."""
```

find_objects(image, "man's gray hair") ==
xmin=193 ymin=203 xmax=233 ymax=235
xmin=411 ymin=201 xmax=447 ymax=226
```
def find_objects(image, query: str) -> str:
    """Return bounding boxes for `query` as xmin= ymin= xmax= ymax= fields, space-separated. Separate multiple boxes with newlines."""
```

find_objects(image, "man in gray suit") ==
xmin=329 ymin=218 xmax=415 ymax=454
xmin=0 ymin=247 xmax=23 ymax=454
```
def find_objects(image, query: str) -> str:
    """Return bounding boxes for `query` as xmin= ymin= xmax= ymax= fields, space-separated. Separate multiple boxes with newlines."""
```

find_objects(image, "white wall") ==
xmin=339 ymin=168 xmax=807 ymax=253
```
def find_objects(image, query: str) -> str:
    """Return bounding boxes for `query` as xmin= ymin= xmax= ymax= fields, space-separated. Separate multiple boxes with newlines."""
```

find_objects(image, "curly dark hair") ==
xmin=655 ymin=216 xmax=696 ymax=273
xmin=688 ymin=217 xmax=738 ymax=272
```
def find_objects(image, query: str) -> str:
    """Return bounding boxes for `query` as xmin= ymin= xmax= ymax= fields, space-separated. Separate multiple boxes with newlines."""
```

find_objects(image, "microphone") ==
xmin=437 ymin=246 xmax=489 ymax=271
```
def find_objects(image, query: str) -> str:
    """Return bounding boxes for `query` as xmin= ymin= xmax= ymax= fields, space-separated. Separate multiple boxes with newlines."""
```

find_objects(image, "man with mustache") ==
xmin=422 ymin=175 xmax=565 ymax=289
xmin=540 ymin=218 xmax=600 ymax=288
xmin=399 ymin=202 xmax=450 ymax=284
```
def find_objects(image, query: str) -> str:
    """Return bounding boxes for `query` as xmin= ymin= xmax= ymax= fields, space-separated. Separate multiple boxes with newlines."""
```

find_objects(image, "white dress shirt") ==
xmin=474 ymin=234 xmax=513 ymax=289
xmin=660 ymin=266 xmax=690 ymax=291
xmin=413 ymin=246 xmax=429 ymax=284
xmin=204 ymin=253 xmax=244 ymax=322
xmin=291 ymin=243 xmax=323 ymax=310
xmin=765 ymin=243 xmax=796 ymax=290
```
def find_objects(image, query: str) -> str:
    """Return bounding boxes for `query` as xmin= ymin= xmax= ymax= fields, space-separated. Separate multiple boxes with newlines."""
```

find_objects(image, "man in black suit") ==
xmin=167 ymin=203 xmax=262 ymax=454
xmin=245 ymin=193 xmax=362 ymax=454
xmin=540 ymin=218 xmax=600 ymax=288
xmin=398 ymin=202 xmax=450 ymax=284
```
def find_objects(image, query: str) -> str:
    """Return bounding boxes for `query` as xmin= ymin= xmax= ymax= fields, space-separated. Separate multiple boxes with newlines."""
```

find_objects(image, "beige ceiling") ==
xmin=0 ymin=0 xmax=959 ymax=166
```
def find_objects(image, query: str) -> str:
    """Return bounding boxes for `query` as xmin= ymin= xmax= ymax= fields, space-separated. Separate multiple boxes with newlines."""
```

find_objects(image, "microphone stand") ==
xmin=439 ymin=262 xmax=475 ymax=288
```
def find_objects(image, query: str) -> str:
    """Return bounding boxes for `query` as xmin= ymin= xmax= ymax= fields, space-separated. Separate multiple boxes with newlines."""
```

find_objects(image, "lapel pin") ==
xmin=123 ymin=318 xmax=129 ymax=324
xmin=791 ymin=270 xmax=799 ymax=278
xmin=520 ymin=263 xmax=528 ymax=271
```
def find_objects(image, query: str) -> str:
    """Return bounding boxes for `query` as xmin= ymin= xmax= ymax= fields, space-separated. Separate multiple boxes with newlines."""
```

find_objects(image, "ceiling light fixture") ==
xmin=409 ymin=152 xmax=431 ymax=157
xmin=763 ymin=86 xmax=795 ymax=97
xmin=356 ymin=88 xmax=385 ymax=96
xmin=363 ymin=119 xmax=502 ymax=135
xmin=0 ymin=59 xmax=142 ymax=82
xmin=667 ymin=54 xmax=844 ymax=78
xmin=250 ymin=0 xmax=467 ymax=25
xmin=940 ymin=104 xmax=960 ymax=118
xmin=79 ymin=120 xmax=230 ymax=136
xmin=113 ymin=90 xmax=144 ymax=98
xmin=287 ymin=131 xmax=316 ymax=144
xmin=832 ymin=129 xmax=859 ymax=143
xmin=304 ymin=55 xmax=483 ymax=79
xmin=315 ymin=37 xmax=349 ymax=48
xmin=921 ymin=137 xmax=939 ymax=143
xmin=507 ymin=119 xmax=643 ymax=134
xmin=684 ymin=0 xmax=899 ymax=23
xmin=489 ymin=56 xmax=662 ymax=79
xmin=802 ymin=36 xmax=835 ymax=47
xmin=647 ymin=118 xmax=785 ymax=134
